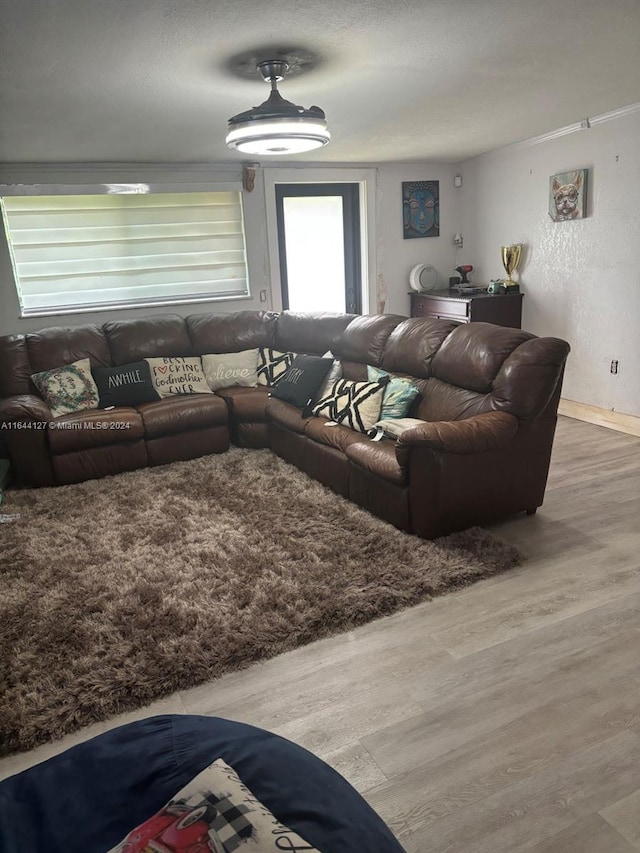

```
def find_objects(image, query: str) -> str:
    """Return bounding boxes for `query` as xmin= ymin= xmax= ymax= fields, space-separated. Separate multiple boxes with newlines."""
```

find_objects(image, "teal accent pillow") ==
xmin=367 ymin=365 xmax=420 ymax=420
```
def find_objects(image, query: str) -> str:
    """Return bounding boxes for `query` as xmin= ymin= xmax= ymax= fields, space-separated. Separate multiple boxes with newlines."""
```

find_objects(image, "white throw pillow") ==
xmin=315 ymin=350 xmax=342 ymax=400
xmin=374 ymin=417 xmax=426 ymax=439
xmin=201 ymin=349 xmax=259 ymax=391
xmin=145 ymin=357 xmax=212 ymax=398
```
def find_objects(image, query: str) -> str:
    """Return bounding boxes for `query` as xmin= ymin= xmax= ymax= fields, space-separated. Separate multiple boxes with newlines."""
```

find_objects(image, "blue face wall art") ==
xmin=402 ymin=181 xmax=440 ymax=239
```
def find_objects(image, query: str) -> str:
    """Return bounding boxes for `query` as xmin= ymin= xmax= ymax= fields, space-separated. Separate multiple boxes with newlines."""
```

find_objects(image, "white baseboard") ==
xmin=558 ymin=399 xmax=640 ymax=438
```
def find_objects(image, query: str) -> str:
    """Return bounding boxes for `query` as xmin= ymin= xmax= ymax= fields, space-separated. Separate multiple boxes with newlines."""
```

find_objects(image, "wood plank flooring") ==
xmin=1 ymin=415 xmax=639 ymax=852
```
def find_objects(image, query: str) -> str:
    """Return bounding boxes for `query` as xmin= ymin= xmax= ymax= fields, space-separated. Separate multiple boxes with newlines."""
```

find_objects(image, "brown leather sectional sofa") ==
xmin=0 ymin=310 xmax=570 ymax=539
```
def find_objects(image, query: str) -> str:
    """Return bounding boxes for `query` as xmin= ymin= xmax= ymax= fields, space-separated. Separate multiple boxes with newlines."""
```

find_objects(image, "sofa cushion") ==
xmin=267 ymin=397 xmax=313 ymax=435
xmin=379 ymin=317 xmax=458 ymax=378
xmin=104 ymin=315 xmax=192 ymax=364
xmin=272 ymin=355 xmax=333 ymax=409
xmin=346 ymin=439 xmax=408 ymax=486
xmin=305 ymin=417 xmax=367 ymax=452
xmin=187 ymin=310 xmax=277 ymax=354
xmin=367 ymin=365 xmax=420 ymax=420
xmin=146 ymin=357 xmax=212 ymax=398
xmin=431 ymin=323 xmax=535 ymax=394
xmin=26 ymin=324 xmax=111 ymax=375
xmin=257 ymin=348 xmax=295 ymax=386
xmin=312 ymin=378 xmax=388 ymax=434
xmin=216 ymin=386 xmax=271 ymax=423
xmin=48 ymin=407 xmax=144 ymax=454
xmin=274 ymin=311 xmax=356 ymax=355
xmin=332 ymin=315 xmax=404 ymax=366
xmin=92 ymin=360 xmax=160 ymax=408
xmin=340 ymin=360 xmax=368 ymax=382
xmin=202 ymin=350 xmax=259 ymax=391
xmin=136 ymin=395 xmax=228 ymax=439
xmin=32 ymin=358 xmax=100 ymax=418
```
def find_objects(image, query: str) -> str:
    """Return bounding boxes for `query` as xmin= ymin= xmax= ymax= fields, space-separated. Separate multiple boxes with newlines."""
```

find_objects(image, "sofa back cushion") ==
xmin=431 ymin=323 xmax=535 ymax=394
xmin=380 ymin=318 xmax=458 ymax=378
xmin=26 ymin=323 xmax=111 ymax=377
xmin=426 ymin=323 xmax=570 ymax=423
xmin=274 ymin=312 xmax=356 ymax=356
xmin=104 ymin=315 xmax=192 ymax=364
xmin=187 ymin=310 xmax=277 ymax=354
xmin=332 ymin=314 xmax=404 ymax=366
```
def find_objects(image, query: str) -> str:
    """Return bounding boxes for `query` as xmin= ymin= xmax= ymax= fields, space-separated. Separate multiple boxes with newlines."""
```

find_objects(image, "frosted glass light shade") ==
xmin=226 ymin=118 xmax=330 ymax=155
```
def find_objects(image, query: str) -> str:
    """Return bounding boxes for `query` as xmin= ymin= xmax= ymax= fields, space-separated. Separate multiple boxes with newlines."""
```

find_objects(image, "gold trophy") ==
xmin=501 ymin=244 xmax=522 ymax=292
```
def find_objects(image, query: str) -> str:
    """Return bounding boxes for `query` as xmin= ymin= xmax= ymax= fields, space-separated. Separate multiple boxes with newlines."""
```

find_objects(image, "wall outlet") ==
xmin=259 ymin=289 xmax=268 ymax=303
xmin=610 ymin=359 xmax=619 ymax=375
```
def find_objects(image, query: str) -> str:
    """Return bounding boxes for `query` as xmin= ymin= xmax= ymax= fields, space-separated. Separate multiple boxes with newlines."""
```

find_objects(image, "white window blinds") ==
xmin=1 ymin=190 xmax=249 ymax=316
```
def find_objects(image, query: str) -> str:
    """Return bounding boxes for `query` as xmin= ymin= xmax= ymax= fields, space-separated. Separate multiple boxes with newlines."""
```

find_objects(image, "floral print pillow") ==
xmin=32 ymin=357 xmax=100 ymax=418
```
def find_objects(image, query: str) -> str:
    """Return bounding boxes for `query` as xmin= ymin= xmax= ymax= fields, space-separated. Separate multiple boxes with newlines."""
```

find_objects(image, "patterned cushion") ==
xmin=145 ymin=357 xmax=213 ymax=397
xmin=368 ymin=365 xmax=420 ymax=419
xmin=108 ymin=758 xmax=319 ymax=853
xmin=201 ymin=350 xmax=259 ymax=391
xmin=312 ymin=377 xmax=388 ymax=434
xmin=257 ymin=348 xmax=295 ymax=386
xmin=31 ymin=357 xmax=100 ymax=419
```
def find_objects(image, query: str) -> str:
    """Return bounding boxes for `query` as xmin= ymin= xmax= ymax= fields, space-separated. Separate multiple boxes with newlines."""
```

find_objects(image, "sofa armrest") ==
xmin=0 ymin=395 xmax=56 ymax=487
xmin=395 ymin=410 xmax=518 ymax=462
xmin=0 ymin=394 xmax=53 ymax=424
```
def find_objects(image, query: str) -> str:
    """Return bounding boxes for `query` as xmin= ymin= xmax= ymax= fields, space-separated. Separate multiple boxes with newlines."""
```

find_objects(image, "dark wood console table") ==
xmin=410 ymin=290 xmax=523 ymax=328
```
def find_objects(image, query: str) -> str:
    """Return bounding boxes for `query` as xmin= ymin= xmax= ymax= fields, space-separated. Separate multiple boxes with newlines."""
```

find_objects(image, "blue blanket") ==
xmin=0 ymin=714 xmax=405 ymax=852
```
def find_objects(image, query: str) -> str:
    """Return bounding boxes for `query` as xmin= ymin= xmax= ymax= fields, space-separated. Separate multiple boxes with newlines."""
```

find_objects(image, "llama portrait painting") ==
xmin=549 ymin=169 xmax=588 ymax=222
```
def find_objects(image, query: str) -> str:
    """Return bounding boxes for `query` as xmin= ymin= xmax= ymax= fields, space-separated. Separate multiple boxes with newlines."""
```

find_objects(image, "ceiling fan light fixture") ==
xmin=226 ymin=59 xmax=330 ymax=156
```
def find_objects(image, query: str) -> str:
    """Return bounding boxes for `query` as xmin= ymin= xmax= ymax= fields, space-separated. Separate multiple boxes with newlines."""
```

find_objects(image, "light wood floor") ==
xmin=2 ymin=416 xmax=640 ymax=852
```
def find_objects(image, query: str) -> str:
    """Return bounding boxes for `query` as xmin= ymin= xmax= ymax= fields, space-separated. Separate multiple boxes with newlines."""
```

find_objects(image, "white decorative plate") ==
xmin=409 ymin=263 xmax=439 ymax=292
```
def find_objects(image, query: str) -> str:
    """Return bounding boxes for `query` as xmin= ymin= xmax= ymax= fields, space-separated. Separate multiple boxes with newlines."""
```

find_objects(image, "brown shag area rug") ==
xmin=0 ymin=448 xmax=520 ymax=755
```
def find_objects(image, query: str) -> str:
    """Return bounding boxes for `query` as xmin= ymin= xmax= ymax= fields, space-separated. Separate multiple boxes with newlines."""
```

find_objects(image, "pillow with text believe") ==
xmin=202 ymin=349 xmax=259 ymax=391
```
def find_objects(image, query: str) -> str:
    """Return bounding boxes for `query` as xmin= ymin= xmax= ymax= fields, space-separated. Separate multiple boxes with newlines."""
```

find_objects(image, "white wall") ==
xmin=375 ymin=164 xmax=461 ymax=317
xmin=460 ymin=108 xmax=640 ymax=417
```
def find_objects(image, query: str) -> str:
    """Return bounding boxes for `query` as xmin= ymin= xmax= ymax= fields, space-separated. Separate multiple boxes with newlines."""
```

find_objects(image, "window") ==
xmin=274 ymin=183 xmax=362 ymax=313
xmin=0 ymin=190 xmax=249 ymax=316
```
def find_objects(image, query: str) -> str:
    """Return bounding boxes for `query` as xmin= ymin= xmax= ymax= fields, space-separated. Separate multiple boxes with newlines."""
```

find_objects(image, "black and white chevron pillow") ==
xmin=257 ymin=348 xmax=295 ymax=386
xmin=311 ymin=377 xmax=389 ymax=434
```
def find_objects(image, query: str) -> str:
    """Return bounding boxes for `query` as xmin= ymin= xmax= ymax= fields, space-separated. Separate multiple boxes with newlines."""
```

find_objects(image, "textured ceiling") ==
xmin=0 ymin=0 xmax=639 ymax=164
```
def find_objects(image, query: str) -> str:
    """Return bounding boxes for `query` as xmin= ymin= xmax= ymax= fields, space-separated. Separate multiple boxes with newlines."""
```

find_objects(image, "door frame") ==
xmin=262 ymin=168 xmax=377 ymax=314
xmin=274 ymin=183 xmax=362 ymax=313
